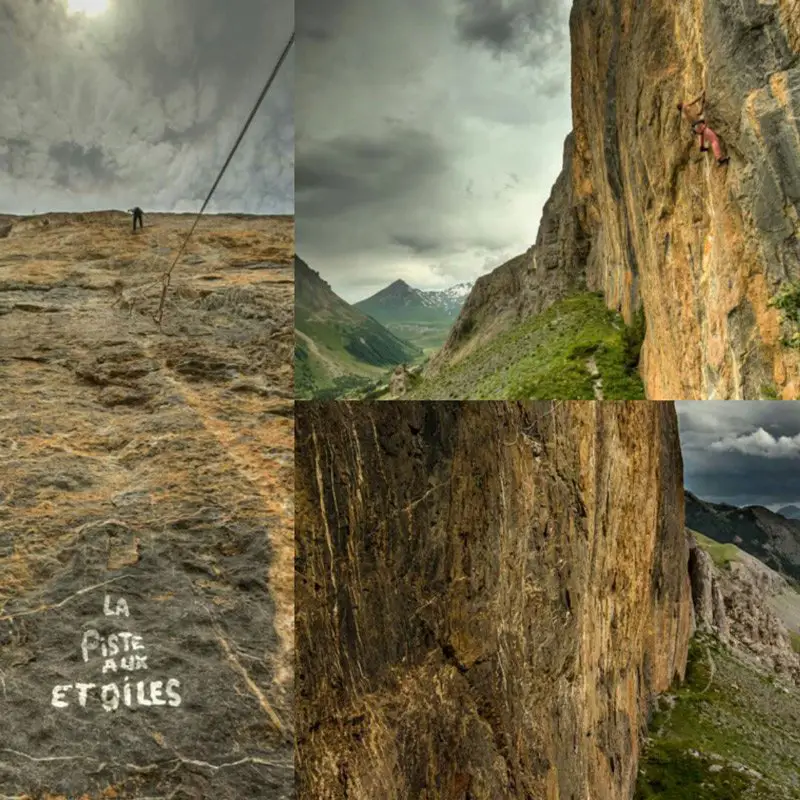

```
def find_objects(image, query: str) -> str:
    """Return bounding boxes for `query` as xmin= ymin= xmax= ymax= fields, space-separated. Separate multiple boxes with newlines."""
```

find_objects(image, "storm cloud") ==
xmin=296 ymin=0 xmax=571 ymax=302
xmin=677 ymin=402 xmax=800 ymax=509
xmin=0 ymin=0 xmax=293 ymax=215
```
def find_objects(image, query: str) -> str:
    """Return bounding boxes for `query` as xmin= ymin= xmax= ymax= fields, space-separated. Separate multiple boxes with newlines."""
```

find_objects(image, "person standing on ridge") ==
xmin=129 ymin=206 xmax=144 ymax=232
xmin=677 ymin=92 xmax=730 ymax=166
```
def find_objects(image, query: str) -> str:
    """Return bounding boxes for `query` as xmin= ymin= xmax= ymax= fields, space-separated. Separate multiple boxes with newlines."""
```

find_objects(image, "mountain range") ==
xmin=685 ymin=491 xmax=800 ymax=583
xmin=777 ymin=504 xmax=800 ymax=521
xmin=355 ymin=279 xmax=473 ymax=321
xmin=294 ymin=257 xmax=421 ymax=399
xmin=354 ymin=279 xmax=474 ymax=352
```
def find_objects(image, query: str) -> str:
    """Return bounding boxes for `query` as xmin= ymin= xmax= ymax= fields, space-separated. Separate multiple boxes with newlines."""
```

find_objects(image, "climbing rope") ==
xmin=153 ymin=30 xmax=295 ymax=325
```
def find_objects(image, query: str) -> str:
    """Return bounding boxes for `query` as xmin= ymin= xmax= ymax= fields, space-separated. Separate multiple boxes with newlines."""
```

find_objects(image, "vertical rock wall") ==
xmin=570 ymin=0 xmax=800 ymax=398
xmin=296 ymin=401 xmax=693 ymax=799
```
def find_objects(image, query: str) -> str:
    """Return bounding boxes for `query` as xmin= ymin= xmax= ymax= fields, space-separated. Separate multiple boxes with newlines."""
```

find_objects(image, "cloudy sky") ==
xmin=0 ymin=0 xmax=293 ymax=216
xmin=677 ymin=402 xmax=800 ymax=510
xmin=296 ymin=0 xmax=572 ymax=303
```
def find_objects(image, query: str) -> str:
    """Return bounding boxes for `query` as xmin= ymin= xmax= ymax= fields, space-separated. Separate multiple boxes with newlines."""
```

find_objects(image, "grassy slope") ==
xmin=407 ymin=292 xmax=646 ymax=400
xmin=691 ymin=530 xmax=742 ymax=569
xmin=294 ymin=259 xmax=421 ymax=398
xmin=381 ymin=320 xmax=455 ymax=353
xmin=636 ymin=639 xmax=800 ymax=799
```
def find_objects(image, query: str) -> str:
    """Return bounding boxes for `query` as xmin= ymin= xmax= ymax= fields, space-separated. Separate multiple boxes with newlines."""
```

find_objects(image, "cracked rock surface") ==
xmin=296 ymin=401 xmax=693 ymax=800
xmin=0 ymin=211 xmax=294 ymax=798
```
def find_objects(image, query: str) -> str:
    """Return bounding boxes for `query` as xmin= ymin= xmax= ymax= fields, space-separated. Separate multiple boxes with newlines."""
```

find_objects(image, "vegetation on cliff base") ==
xmin=769 ymin=282 xmax=800 ymax=348
xmin=691 ymin=530 xmax=741 ymax=569
xmin=406 ymin=292 xmax=647 ymax=400
xmin=636 ymin=639 xmax=800 ymax=799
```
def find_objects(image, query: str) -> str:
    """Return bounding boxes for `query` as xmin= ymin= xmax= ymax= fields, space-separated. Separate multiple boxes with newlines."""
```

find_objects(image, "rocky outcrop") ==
xmin=688 ymin=536 xmax=800 ymax=682
xmin=0 ymin=212 xmax=294 ymax=798
xmin=388 ymin=363 xmax=414 ymax=396
xmin=434 ymin=2 xmax=800 ymax=398
xmin=688 ymin=543 xmax=730 ymax=639
xmin=428 ymin=135 xmax=589 ymax=375
xmin=296 ymin=401 xmax=693 ymax=799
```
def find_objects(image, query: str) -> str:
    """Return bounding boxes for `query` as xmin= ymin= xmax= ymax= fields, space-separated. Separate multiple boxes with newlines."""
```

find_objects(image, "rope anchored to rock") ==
xmin=153 ymin=30 xmax=295 ymax=326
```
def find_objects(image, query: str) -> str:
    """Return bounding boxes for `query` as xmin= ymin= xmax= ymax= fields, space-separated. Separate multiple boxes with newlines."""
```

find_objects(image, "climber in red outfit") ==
xmin=692 ymin=121 xmax=730 ymax=166
xmin=677 ymin=91 xmax=730 ymax=166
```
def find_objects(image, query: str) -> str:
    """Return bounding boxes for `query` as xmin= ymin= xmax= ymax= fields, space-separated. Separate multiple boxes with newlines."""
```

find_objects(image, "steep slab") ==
xmin=296 ymin=401 xmax=692 ymax=799
xmin=0 ymin=212 xmax=294 ymax=798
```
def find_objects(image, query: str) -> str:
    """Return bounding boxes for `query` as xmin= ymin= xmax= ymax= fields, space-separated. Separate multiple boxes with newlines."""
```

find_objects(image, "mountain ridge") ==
xmin=355 ymin=278 xmax=474 ymax=321
xmin=294 ymin=256 xmax=421 ymax=398
xmin=685 ymin=491 xmax=800 ymax=584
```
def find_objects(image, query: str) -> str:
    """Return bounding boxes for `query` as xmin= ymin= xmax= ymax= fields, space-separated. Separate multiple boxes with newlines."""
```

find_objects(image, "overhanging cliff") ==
xmin=429 ymin=135 xmax=590 ymax=374
xmin=433 ymin=0 xmax=800 ymax=399
xmin=571 ymin=0 xmax=800 ymax=398
xmin=296 ymin=401 xmax=693 ymax=799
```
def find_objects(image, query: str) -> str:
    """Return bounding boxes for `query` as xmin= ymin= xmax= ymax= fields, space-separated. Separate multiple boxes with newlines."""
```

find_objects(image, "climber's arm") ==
xmin=677 ymin=91 xmax=705 ymax=115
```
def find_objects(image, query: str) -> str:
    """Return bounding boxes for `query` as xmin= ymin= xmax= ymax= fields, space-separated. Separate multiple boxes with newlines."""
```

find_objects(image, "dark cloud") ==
xmin=49 ymin=141 xmax=115 ymax=186
xmin=391 ymin=233 xmax=446 ymax=255
xmin=0 ymin=0 xmax=293 ymax=214
xmin=296 ymin=129 xmax=448 ymax=217
xmin=296 ymin=0 xmax=571 ymax=300
xmin=455 ymin=0 xmax=568 ymax=62
xmin=296 ymin=0 xmax=348 ymax=41
xmin=677 ymin=402 xmax=800 ymax=508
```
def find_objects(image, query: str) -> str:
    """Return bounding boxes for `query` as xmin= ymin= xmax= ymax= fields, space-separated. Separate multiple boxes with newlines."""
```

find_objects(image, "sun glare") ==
xmin=66 ymin=0 xmax=109 ymax=18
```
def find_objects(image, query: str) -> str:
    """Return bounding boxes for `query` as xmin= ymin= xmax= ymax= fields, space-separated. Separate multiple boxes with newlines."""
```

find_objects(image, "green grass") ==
xmin=382 ymin=321 xmax=453 ymax=354
xmin=636 ymin=638 xmax=800 ymax=799
xmin=407 ymin=292 xmax=647 ymax=400
xmin=790 ymin=632 xmax=800 ymax=655
xmin=692 ymin=530 xmax=742 ymax=569
xmin=295 ymin=312 xmax=421 ymax=399
xmin=769 ymin=282 xmax=800 ymax=349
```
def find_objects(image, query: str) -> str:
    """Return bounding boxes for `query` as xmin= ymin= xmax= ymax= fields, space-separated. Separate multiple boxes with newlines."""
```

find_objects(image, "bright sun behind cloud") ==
xmin=66 ymin=0 xmax=109 ymax=17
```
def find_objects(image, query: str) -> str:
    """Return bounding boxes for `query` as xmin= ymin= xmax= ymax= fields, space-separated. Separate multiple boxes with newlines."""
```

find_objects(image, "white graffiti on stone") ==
xmin=50 ymin=594 xmax=182 ymax=712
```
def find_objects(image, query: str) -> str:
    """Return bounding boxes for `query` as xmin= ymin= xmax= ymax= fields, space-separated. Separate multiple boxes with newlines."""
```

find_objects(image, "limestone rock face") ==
xmin=434 ymin=2 xmax=800 ymax=398
xmin=689 ymin=536 xmax=800 ymax=682
xmin=428 ymin=135 xmax=589 ymax=375
xmin=688 ymin=540 xmax=730 ymax=639
xmin=570 ymin=0 xmax=800 ymax=398
xmin=0 ymin=212 xmax=295 ymax=798
xmin=296 ymin=401 xmax=693 ymax=800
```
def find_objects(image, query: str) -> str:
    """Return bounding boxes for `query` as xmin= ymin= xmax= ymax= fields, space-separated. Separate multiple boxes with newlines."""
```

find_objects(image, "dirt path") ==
xmin=587 ymin=356 xmax=604 ymax=400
